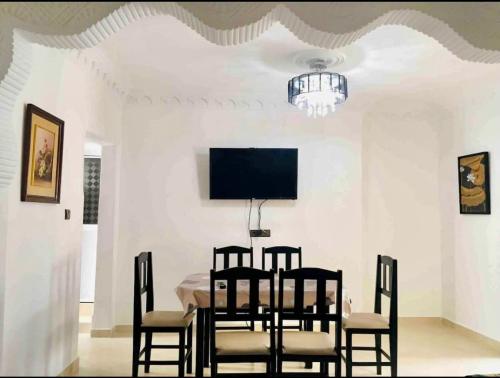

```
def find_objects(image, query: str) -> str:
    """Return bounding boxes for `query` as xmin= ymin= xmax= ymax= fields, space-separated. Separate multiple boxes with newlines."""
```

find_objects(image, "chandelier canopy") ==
xmin=288 ymin=58 xmax=348 ymax=118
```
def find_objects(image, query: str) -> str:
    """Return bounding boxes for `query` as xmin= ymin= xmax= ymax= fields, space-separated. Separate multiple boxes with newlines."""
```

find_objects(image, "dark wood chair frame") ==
xmin=214 ymin=246 xmax=254 ymax=270
xmin=262 ymin=246 xmax=302 ymax=272
xmin=203 ymin=246 xmax=255 ymax=369
xmin=261 ymin=246 xmax=306 ymax=332
xmin=277 ymin=267 xmax=343 ymax=377
xmin=210 ymin=266 xmax=276 ymax=377
xmin=262 ymin=246 xmax=316 ymax=370
xmin=212 ymin=246 xmax=255 ymax=330
xmin=341 ymin=255 xmax=398 ymax=377
xmin=132 ymin=252 xmax=193 ymax=377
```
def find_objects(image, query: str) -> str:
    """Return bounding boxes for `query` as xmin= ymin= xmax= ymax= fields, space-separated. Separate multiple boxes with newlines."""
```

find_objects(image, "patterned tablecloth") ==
xmin=175 ymin=272 xmax=352 ymax=318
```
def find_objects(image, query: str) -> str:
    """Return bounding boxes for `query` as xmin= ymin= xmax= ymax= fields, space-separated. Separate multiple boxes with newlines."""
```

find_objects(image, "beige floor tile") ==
xmin=76 ymin=316 xmax=500 ymax=377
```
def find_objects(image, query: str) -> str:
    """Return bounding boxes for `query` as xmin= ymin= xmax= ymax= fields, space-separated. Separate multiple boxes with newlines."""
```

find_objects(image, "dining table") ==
xmin=175 ymin=272 xmax=352 ymax=377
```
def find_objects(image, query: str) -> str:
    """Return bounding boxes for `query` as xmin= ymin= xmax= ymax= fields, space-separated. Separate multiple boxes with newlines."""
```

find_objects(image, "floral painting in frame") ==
xmin=21 ymin=104 xmax=64 ymax=203
xmin=458 ymin=152 xmax=490 ymax=214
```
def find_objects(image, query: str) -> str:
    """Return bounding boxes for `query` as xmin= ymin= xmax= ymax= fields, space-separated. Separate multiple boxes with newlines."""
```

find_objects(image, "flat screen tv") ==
xmin=210 ymin=148 xmax=298 ymax=200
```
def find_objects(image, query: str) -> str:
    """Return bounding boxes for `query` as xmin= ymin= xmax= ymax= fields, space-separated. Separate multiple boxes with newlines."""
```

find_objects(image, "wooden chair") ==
xmin=210 ymin=266 xmax=276 ymax=377
xmin=204 ymin=246 xmax=255 ymax=368
xmin=342 ymin=255 xmax=398 ymax=377
xmin=212 ymin=246 xmax=255 ymax=331
xmin=277 ymin=267 xmax=343 ymax=377
xmin=261 ymin=246 xmax=305 ymax=332
xmin=132 ymin=252 xmax=194 ymax=377
xmin=213 ymin=246 xmax=254 ymax=270
xmin=262 ymin=246 xmax=302 ymax=272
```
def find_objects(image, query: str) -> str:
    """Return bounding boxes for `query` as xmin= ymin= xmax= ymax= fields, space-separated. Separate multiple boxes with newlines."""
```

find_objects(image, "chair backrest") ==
xmin=374 ymin=255 xmax=398 ymax=327
xmin=210 ymin=266 xmax=275 ymax=323
xmin=277 ymin=267 xmax=342 ymax=356
xmin=210 ymin=267 xmax=275 ymax=357
xmin=213 ymin=246 xmax=253 ymax=270
xmin=262 ymin=246 xmax=302 ymax=271
xmin=133 ymin=251 xmax=154 ymax=327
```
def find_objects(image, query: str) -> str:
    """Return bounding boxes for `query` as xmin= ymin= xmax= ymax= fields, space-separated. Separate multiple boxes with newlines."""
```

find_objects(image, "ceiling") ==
xmin=2 ymin=2 xmax=500 ymax=189
xmin=94 ymin=14 xmax=500 ymax=109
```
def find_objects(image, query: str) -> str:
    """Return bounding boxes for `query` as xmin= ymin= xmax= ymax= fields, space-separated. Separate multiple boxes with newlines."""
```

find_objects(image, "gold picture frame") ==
xmin=21 ymin=104 xmax=64 ymax=203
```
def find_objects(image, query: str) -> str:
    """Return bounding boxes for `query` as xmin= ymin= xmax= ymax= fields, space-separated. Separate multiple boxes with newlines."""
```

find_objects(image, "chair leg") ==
xmin=390 ymin=331 xmax=398 ymax=377
xmin=346 ymin=331 xmax=353 ymax=377
xmin=132 ymin=329 xmax=141 ymax=377
xmin=375 ymin=333 xmax=382 ymax=375
xmin=263 ymin=307 xmax=270 ymax=332
xmin=179 ymin=329 xmax=186 ymax=377
xmin=211 ymin=361 xmax=217 ymax=378
xmin=305 ymin=316 xmax=313 ymax=369
xmin=250 ymin=320 xmax=255 ymax=331
xmin=304 ymin=306 xmax=314 ymax=369
xmin=187 ymin=323 xmax=193 ymax=374
xmin=262 ymin=308 xmax=267 ymax=332
xmin=204 ymin=310 xmax=210 ymax=367
xmin=144 ymin=331 xmax=152 ymax=373
xmin=320 ymin=361 xmax=329 ymax=376
xmin=195 ymin=308 xmax=205 ymax=378
xmin=335 ymin=357 xmax=341 ymax=377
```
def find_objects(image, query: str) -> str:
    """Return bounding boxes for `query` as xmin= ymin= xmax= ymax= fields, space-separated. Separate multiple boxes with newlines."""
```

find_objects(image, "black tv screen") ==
xmin=210 ymin=148 xmax=298 ymax=199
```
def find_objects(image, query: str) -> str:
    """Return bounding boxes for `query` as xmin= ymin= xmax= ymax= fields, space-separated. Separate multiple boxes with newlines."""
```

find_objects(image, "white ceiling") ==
xmin=94 ymin=14 xmax=500 ymax=108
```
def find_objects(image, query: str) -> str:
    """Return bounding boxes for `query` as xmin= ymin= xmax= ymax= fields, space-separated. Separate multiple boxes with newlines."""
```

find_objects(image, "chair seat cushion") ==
xmin=142 ymin=311 xmax=194 ymax=328
xmin=343 ymin=312 xmax=389 ymax=330
xmin=282 ymin=331 xmax=336 ymax=356
xmin=216 ymin=331 xmax=271 ymax=355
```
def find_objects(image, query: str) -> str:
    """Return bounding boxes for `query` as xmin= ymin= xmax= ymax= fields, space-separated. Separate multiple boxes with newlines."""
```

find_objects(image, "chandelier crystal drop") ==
xmin=288 ymin=59 xmax=348 ymax=118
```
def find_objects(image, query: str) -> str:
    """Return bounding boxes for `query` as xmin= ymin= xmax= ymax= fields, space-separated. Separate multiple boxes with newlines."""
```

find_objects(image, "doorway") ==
xmin=79 ymin=141 xmax=102 ymax=333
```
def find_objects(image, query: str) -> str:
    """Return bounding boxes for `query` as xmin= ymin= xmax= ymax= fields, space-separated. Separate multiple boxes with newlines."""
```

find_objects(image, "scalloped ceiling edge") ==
xmin=1 ymin=2 xmax=500 ymax=188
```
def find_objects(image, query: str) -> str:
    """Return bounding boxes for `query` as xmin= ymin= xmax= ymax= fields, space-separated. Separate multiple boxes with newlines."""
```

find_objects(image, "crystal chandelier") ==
xmin=288 ymin=58 xmax=348 ymax=118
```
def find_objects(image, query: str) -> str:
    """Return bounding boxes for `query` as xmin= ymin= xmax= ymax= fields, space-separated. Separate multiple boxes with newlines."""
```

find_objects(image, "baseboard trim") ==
xmin=441 ymin=318 xmax=500 ymax=353
xmin=90 ymin=325 xmax=132 ymax=338
xmin=90 ymin=328 xmax=113 ymax=338
xmin=90 ymin=317 xmax=500 ymax=352
xmin=398 ymin=316 xmax=443 ymax=325
xmin=58 ymin=357 xmax=79 ymax=376
xmin=112 ymin=324 xmax=133 ymax=337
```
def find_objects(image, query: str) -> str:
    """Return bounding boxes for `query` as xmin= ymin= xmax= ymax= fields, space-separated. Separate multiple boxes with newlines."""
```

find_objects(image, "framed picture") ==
xmin=458 ymin=152 xmax=490 ymax=214
xmin=21 ymin=104 xmax=64 ymax=203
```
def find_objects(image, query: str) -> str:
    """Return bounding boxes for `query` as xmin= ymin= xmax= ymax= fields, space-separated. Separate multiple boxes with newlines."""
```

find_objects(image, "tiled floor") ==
xmin=79 ymin=303 xmax=93 ymax=334
xmin=77 ymin=305 xmax=500 ymax=376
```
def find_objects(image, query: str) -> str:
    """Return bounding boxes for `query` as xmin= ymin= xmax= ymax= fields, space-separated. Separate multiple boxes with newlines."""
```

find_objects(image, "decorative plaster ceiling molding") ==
xmin=126 ymin=92 xmax=287 ymax=111
xmin=1 ymin=1 xmax=500 ymax=188
xmin=69 ymin=50 xmax=130 ymax=98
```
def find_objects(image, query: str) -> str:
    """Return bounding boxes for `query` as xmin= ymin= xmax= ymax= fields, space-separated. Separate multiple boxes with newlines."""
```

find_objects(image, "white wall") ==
xmin=0 ymin=44 xmax=123 ymax=375
xmin=112 ymin=102 xmax=364 ymax=325
xmin=80 ymin=225 xmax=98 ymax=302
xmin=0 ymin=189 xmax=8 ymax=369
xmin=440 ymin=75 xmax=500 ymax=341
xmin=92 ymin=144 xmax=121 ymax=331
xmin=362 ymin=99 xmax=447 ymax=317
xmin=106 ymin=94 xmax=451 ymax=325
